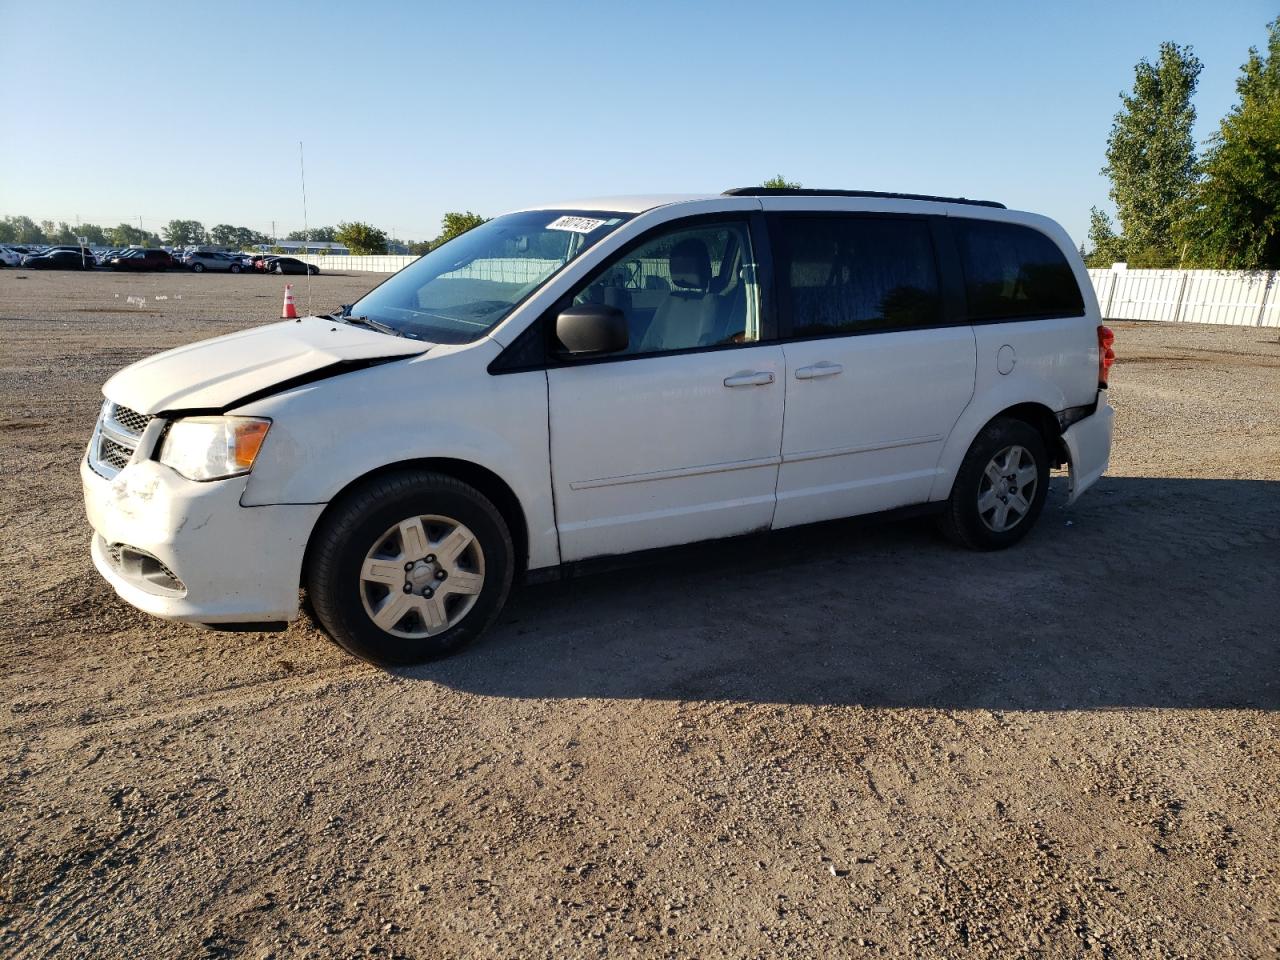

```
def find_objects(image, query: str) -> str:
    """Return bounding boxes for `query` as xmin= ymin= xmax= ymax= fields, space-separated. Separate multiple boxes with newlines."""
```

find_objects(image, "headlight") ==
xmin=159 ymin=416 xmax=271 ymax=481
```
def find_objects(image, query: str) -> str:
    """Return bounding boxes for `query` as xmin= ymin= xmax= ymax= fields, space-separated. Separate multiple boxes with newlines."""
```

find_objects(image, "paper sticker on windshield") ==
xmin=546 ymin=215 xmax=609 ymax=233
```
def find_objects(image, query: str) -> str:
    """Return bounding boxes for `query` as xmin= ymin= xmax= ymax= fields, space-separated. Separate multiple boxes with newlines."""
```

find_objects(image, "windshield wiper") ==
xmin=342 ymin=314 xmax=404 ymax=338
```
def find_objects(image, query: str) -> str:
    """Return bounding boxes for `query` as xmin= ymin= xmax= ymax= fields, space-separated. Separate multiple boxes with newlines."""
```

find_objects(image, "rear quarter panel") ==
xmin=928 ymin=209 xmax=1101 ymax=502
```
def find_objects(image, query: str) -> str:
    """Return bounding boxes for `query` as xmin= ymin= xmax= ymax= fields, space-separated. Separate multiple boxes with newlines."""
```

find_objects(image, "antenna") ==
xmin=299 ymin=140 xmax=311 ymax=313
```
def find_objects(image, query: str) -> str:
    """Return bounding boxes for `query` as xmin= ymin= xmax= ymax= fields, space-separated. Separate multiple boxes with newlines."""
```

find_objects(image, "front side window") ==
xmin=349 ymin=210 xmax=632 ymax=344
xmin=772 ymin=216 xmax=941 ymax=337
xmin=568 ymin=220 xmax=760 ymax=356
xmin=954 ymin=219 xmax=1084 ymax=320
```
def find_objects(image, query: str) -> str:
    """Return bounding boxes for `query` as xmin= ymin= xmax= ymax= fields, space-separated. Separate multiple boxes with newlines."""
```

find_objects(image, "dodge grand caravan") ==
xmin=83 ymin=188 xmax=1115 ymax=665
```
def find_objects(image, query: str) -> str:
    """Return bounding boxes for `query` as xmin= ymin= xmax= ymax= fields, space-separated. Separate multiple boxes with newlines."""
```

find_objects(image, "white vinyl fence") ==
xmin=296 ymin=254 xmax=420 ymax=274
xmin=297 ymin=255 xmax=1280 ymax=329
xmin=1088 ymin=268 xmax=1280 ymax=327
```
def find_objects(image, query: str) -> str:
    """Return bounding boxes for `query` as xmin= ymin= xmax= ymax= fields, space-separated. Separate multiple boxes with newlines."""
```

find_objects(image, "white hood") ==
xmin=103 ymin=316 xmax=430 ymax=413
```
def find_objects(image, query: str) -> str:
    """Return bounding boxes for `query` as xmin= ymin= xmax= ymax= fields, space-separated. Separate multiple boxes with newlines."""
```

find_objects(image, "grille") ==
xmin=98 ymin=435 xmax=134 ymax=471
xmin=108 ymin=403 xmax=153 ymax=436
xmin=88 ymin=401 xmax=154 ymax=479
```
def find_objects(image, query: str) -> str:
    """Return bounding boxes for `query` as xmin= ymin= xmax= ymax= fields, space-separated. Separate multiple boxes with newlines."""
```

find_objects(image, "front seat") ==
xmin=639 ymin=238 xmax=720 ymax=353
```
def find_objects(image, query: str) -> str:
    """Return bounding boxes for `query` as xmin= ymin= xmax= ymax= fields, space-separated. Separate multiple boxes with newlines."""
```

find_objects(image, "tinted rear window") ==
xmin=954 ymin=220 xmax=1084 ymax=320
xmin=773 ymin=216 xmax=942 ymax=336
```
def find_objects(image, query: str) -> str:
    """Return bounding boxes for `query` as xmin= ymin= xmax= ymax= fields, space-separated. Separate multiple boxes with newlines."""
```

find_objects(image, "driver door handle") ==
xmin=795 ymin=361 xmax=843 ymax=380
xmin=723 ymin=370 xmax=775 ymax=388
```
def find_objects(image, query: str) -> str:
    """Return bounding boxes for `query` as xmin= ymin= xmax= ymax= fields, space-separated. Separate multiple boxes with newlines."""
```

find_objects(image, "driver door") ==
xmin=546 ymin=216 xmax=785 ymax=562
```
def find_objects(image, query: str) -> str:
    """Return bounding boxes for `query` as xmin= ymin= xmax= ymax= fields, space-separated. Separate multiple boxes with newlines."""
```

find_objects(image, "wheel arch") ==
xmin=993 ymin=401 xmax=1066 ymax=468
xmin=301 ymin=457 xmax=531 ymax=586
xmin=932 ymin=397 xmax=1067 ymax=502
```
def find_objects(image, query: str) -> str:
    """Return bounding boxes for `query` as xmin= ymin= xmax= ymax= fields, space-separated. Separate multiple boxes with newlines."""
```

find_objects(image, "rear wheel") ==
xmin=192 ymin=262 xmax=205 ymax=272
xmin=939 ymin=418 xmax=1049 ymax=550
xmin=306 ymin=470 xmax=514 ymax=665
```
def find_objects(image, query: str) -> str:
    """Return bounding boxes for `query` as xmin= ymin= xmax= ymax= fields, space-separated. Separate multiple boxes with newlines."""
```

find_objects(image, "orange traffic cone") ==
xmin=281 ymin=283 xmax=298 ymax=319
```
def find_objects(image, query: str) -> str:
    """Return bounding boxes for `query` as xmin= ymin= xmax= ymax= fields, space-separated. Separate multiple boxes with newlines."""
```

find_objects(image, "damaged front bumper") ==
xmin=82 ymin=456 xmax=323 ymax=624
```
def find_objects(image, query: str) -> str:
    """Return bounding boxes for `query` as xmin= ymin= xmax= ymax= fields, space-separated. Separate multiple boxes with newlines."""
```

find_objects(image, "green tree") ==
xmin=435 ymin=211 xmax=488 ymax=247
xmin=407 ymin=240 xmax=433 ymax=255
xmin=334 ymin=221 xmax=389 ymax=255
xmin=50 ymin=222 xmax=78 ymax=244
xmin=1084 ymin=207 xmax=1129 ymax=267
xmin=76 ymin=224 xmax=109 ymax=245
xmin=163 ymin=219 xmax=208 ymax=246
xmin=1101 ymin=42 xmax=1202 ymax=266
xmin=286 ymin=226 xmax=337 ymax=242
xmin=0 ymin=216 xmax=48 ymax=243
xmin=761 ymin=174 xmax=802 ymax=189
xmin=108 ymin=223 xmax=162 ymax=247
xmin=209 ymin=224 xmax=271 ymax=249
xmin=1181 ymin=19 xmax=1280 ymax=269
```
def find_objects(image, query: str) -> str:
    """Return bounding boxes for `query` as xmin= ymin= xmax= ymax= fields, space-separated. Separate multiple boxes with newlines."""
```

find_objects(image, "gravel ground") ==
xmin=1 ymin=269 xmax=1278 ymax=959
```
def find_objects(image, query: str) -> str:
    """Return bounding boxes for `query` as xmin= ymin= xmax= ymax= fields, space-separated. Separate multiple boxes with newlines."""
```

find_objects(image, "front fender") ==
xmin=235 ymin=340 xmax=559 ymax=569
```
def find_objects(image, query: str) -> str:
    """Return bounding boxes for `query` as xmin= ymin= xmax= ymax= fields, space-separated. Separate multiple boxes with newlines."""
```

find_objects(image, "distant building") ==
xmin=254 ymin=240 xmax=351 ymax=255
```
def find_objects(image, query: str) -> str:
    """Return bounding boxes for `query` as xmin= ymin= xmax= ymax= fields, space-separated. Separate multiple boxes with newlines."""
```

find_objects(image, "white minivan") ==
xmin=83 ymin=189 xmax=1115 ymax=664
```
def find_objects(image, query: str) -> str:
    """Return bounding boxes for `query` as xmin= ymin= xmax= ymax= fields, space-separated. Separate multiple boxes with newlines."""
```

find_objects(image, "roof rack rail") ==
xmin=723 ymin=187 xmax=1006 ymax=209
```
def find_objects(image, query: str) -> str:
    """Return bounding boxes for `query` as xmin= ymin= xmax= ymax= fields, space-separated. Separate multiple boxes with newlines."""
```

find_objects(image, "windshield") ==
xmin=348 ymin=209 xmax=632 ymax=343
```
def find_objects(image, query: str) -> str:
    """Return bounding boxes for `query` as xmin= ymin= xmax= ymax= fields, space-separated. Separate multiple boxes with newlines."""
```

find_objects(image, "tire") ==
xmin=230 ymin=264 xmax=241 ymax=274
xmin=306 ymin=470 xmax=515 ymax=666
xmin=192 ymin=262 xmax=204 ymax=272
xmin=308 ymin=265 xmax=319 ymax=275
xmin=938 ymin=417 xmax=1050 ymax=551
xmin=274 ymin=264 xmax=284 ymax=274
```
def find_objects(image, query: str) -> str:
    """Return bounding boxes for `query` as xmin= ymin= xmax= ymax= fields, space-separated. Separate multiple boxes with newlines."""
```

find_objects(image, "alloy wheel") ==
xmin=358 ymin=514 xmax=485 ymax=639
xmin=977 ymin=445 xmax=1038 ymax=533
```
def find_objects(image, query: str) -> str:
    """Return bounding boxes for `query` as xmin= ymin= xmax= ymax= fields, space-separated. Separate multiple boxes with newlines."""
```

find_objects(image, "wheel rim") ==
xmin=977 ymin=444 xmax=1038 ymax=533
xmin=359 ymin=514 xmax=485 ymax=639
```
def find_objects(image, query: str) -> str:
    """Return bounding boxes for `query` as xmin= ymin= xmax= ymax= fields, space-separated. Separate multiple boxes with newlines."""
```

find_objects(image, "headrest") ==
xmin=669 ymin=238 xmax=711 ymax=290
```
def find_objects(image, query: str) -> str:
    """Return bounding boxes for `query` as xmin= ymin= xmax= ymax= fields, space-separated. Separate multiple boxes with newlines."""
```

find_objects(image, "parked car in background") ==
xmin=22 ymin=249 xmax=97 ymax=270
xmin=264 ymin=256 xmax=319 ymax=275
xmin=106 ymin=249 xmax=174 ymax=271
xmin=187 ymin=251 xmax=246 ymax=273
xmin=0 ymin=246 xmax=22 ymax=267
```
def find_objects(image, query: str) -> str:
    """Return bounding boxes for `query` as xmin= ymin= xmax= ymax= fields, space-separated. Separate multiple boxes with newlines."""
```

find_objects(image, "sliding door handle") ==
xmin=795 ymin=361 xmax=843 ymax=380
xmin=723 ymin=370 xmax=775 ymax=388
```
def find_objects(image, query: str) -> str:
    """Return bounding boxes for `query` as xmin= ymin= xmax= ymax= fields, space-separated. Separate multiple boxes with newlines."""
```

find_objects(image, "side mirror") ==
xmin=555 ymin=304 xmax=628 ymax=357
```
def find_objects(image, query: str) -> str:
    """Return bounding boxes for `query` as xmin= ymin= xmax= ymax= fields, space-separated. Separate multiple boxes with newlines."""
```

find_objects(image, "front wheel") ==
xmin=938 ymin=417 xmax=1050 ymax=550
xmin=230 ymin=263 xmax=241 ymax=274
xmin=307 ymin=265 xmax=319 ymax=275
xmin=192 ymin=262 xmax=204 ymax=272
xmin=306 ymin=470 xmax=515 ymax=665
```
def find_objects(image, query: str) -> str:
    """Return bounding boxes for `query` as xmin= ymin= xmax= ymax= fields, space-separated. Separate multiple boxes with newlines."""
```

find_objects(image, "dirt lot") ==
xmin=1 ymin=268 xmax=1277 ymax=959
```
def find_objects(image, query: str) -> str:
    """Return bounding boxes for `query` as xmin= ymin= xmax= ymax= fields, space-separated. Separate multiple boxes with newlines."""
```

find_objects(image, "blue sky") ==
xmin=0 ymin=0 xmax=1272 ymax=245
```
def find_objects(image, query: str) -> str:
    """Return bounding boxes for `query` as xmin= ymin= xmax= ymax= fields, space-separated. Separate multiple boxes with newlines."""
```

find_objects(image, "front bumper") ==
xmin=1063 ymin=391 xmax=1115 ymax=505
xmin=82 ymin=456 xmax=324 ymax=623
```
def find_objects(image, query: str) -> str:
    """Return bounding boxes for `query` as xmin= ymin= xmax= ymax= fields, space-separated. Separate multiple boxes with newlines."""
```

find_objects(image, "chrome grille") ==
xmin=98 ymin=435 xmax=133 ymax=471
xmin=88 ymin=400 xmax=155 ymax=479
xmin=108 ymin=403 xmax=153 ymax=437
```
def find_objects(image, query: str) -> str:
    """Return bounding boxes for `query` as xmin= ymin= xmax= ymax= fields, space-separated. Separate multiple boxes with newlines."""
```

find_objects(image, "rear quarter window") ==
xmin=954 ymin=220 xmax=1084 ymax=321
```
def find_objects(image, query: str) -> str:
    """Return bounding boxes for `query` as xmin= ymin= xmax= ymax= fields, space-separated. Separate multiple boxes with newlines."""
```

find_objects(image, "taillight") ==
xmin=1097 ymin=325 xmax=1115 ymax=388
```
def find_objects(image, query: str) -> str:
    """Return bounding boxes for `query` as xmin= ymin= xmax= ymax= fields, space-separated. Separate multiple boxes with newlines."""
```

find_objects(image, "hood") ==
xmin=103 ymin=316 xmax=430 ymax=414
